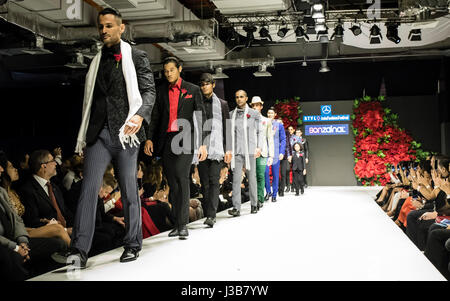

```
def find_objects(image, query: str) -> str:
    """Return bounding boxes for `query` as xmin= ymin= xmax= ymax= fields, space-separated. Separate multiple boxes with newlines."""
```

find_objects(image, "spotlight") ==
xmin=277 ymin=27 xmax=289 ymax=38
xmin=330 ymin=23 xmax=344 ymax=40
xmin=311 ymin=3 xmax=325 ymax=19
xmin=212 ymin=67 xmax=229 ymax=79
xmin=315 ymin=23 xmax=327 ymax=32
xmin=408 ymin=29 xmax=421 ymax=41
xmin=259 ymin=27 xmax=272 ymax=41
xmin=350 ymin=24 xmax=362 ymax=36
xmin=243 ymin=24 xmax=257 ymax=48
xmin=319 ymin=60 xmax=330 ymax=73
xmin=253 ymin=64 xmax=272 ymax=77
xmin=295 ymin=25 xmax=309 ymax=40
xmin=386 ymin=23 xmax=401 ymax=44
xmin=369 ymin=24 xmax=382 ymax=44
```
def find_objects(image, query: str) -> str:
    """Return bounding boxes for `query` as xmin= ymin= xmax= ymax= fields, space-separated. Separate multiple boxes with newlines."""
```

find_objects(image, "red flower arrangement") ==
xmin=273 ymin=96 xmax=302 ymax=129
xmin=352 ymin=96 xmax=428 ymax=186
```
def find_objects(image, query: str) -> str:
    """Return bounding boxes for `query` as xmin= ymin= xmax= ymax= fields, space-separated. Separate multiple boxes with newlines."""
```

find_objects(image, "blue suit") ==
xmin=265 ymin=120 xmax=286 ymax=197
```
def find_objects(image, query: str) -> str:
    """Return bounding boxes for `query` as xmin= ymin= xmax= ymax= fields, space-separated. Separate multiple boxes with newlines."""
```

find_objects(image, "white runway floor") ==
xmin=31 ymin=187 xmax=446 ymax=281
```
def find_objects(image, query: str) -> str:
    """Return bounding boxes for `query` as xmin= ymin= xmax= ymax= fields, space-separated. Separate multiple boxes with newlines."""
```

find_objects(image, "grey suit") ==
xmin=230 ymin=106 xmax=264 ymax=210
xmin=71 ymin=45 xmax=155 ymax=254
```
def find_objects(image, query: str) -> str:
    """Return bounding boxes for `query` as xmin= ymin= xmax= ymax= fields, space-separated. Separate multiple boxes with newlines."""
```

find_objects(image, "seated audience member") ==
xmin=14 ymin=152 xmax=31 ymax=188
xmin=375 ymin=164 xmax=403 ymax=206
xmin=0 ymin=152 xmax=71 ymax=247
xmin=188 ymin=165 xmax=203 ymax=222
xmin=406 ymin=157 xmax=450 ymax=251
xmin=218 ymin=163 xmax=233 ymax=212
xmin=425 ymin=223 xmax=450 ymax=280
xmin=19 ymin=149 xmax=73 ymax=232
xmin=0 ymin=153 xmax=66 ymax=278
xmin=89 ymin=173 xmax=125 ymax=256
xmin=64 ymin=162 xmax=84 ymax=216
xmin=62 ymin=154 xmax=83 ymax=191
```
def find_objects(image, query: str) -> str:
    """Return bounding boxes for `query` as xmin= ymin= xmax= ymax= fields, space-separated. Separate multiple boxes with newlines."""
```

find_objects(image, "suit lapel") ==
xmin=31 ymin=178 xmax=53 ymax=209
xmin=177 ymin=80 xmax=187 ymax=113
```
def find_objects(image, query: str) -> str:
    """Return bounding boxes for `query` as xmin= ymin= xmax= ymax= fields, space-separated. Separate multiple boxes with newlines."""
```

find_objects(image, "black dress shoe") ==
xmin=279 ymin=191 xmax=284 ymax=197
xmin=179 ymin=225 xmax=189 ymax=240
xmin=271 ymin=196 xmax=277 ymax=202
xmin=204 ymin=217 xmax=216 ymax=228
xmin=304 ymin=184 xmax=308 ymax=189
xmin=168 ymin=228 xmax=179 ymax=237
xmin=301 ymin=188 xmax=304 ymax=194
xmin=228 ymin=208 xmax=240 ymax=217
xmin=295 ymin=192 xmax=299 ymax=196
xmin=264 ymin=193 xmax=272 ymax=201
xmin=251 ymin=206 xmax=258 ymax=214
xmin=120 ymin=248 xmax=140 ymax=263
xmin=257 ymin=201 xmax=263 ymax=210
xmin=52 ymin=248 xmax=88 ymax=269
xmin=285 ymin=186 xmax=290 ymax=193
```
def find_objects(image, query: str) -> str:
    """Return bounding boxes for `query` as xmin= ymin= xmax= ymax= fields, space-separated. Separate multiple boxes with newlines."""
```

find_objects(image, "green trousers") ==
xmin=256 ymin=157 xmax=267 ymax=203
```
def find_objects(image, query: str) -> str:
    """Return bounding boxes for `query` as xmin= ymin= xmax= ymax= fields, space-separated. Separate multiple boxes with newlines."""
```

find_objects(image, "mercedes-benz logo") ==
xmin=321 ymin=105 xmax=332 ymax=115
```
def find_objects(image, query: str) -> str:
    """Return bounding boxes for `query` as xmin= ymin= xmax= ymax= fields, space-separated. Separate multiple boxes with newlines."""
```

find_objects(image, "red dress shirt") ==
xmin=167 ymin=78 xmax=182 ymax=132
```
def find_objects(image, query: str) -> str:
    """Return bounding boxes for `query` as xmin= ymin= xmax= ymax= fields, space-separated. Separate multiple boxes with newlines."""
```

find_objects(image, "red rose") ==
xmin=246 ymin=114 xmax=251 ymax=119
xmin=113 ymin=53 xmax=122 ymax=68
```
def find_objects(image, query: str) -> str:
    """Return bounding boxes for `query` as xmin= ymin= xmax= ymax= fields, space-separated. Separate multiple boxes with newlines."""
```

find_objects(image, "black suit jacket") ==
xmin=19 ymin=177 xmax=73 ymax=228
xmin=86 ymin=47 xmax=156 ymax=146
xmin=292 ymin=152 xmax=306 ymax=171
xmin=146 ymin=79 xmax=207 ymax=156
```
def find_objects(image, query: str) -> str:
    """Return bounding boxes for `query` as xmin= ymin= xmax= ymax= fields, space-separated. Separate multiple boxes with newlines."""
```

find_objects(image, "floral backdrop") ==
xmin=352 ymin=96 xmax=429 ymax=186
xmin=274 ymin=96 xmax=303 ymax=129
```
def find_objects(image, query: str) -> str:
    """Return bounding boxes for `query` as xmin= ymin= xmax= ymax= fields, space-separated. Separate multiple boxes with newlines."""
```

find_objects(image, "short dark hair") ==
xmin=199 ymin=73 xmax=215 ymax=84
xmin=98 ymin=7 xmax=122 ymax=24
xmin=267 ymin=106 xmax=276 ymax=112
xmin=293 ymin=142 xmax=303 ymax=151
xmin=163 ymin=56 xmax=181 ymax=68
xmin=29 ymin=149 xmax=51 ymax=175
xmin=102 ymin=172 xmax=117 ymax=189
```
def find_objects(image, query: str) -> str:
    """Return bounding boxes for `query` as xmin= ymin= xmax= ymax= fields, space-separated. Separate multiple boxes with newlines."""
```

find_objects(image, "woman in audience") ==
xmin=406 ymin=158 xmax=450 ymax=250
xmin=62 ymin=154 xmax=83 ymax=191
xmin=0 ymin=154 xmax=71 ymax=247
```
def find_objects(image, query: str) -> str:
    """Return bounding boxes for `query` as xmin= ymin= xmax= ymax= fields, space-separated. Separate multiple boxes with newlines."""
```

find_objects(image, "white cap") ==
xmin=250 ymin=96 xmax=264 ymax=105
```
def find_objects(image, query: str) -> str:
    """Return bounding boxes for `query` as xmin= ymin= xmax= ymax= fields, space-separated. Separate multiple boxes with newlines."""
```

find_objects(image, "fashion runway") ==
xmin=31 ymin=187 xmax=446 ymax=281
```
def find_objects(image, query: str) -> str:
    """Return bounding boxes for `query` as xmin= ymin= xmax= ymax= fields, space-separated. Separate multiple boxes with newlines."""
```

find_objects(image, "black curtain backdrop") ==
xmin=0 ymin=57 xmax=446 ymax=164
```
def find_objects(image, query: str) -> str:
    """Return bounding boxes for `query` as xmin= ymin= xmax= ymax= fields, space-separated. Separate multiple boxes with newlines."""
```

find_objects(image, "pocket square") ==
xmin=184 ymin=94 xmax=193 ymax=99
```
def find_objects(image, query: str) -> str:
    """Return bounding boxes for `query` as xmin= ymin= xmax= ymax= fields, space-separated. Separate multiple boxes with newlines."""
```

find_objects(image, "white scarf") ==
xmin=75 ymin=40 xmax=143 ymax=154
xmin=231 ymin=105 xmax=250 ymax=171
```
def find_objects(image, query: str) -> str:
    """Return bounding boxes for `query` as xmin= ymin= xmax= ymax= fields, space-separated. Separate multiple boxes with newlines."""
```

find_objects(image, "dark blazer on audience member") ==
xmin=146 ymin=79 xmax=207 ymax=156
xmin=19 ymin=177 xmax=72 ymax=228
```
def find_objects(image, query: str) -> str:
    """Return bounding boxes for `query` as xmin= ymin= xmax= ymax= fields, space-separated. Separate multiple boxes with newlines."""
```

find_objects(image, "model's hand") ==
xmin=113 ymin=216 xmax=125 ymax=227
xmin=124 ymin=114 xmax=144 ymax=136
xmin=303 ymin=169 xmax=307 ymax=175
xmin=267 ymin=157 xmax=273 ymax=166
xmin=254 ymin=148 xmax=261 ymax=158
xmin=198 ymin=145 xmax=208 ymax=162
xmin=144 ymin=140 xmax=154 ymax=156
xmin=224 ymin=151 xmax=232 ymax=164
xmin=306 ymin=158 xmax=309 ymax=164
xmin=288 ymin=156 xmax=292 ymax=163
xmin=279 ymin=154 xmax=284 ymax=161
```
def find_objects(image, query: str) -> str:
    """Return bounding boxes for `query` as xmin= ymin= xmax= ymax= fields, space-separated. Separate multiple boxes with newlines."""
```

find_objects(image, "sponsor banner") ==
xmin=303 ymin=104 xmax=350 ymax=122
xmin=303 ymin=115 xmax=350 ymax=122
xmin=305 ymin=124 xmax=349 ymax=136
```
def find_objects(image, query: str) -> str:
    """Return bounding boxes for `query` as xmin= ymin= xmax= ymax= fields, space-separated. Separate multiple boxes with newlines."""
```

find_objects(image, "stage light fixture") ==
xmin=319 ymin=60 xmax=330 ymax=73
xmin=386 ymin=23 xmax=401 ymax=44
xmin=311 ymin=3 xmax=325 ymax=19
xmin=212 ymin=67 xmax=229 ymax=79
xmin=369 ymin=24 xmax=382 ymax=44
xmin=350 ymin=24 xmax=362 ymax=36
xmin=277 ymin=27 xmax=289 ymax=38
xmin=408 ymin=29 xmax=421 ymax=41
xmin=243 ymin=24 xmax=257 ymax=48
xmin=253 ymin=64 xmax=272 ymax=77
xmin=295 ymin=25 xmax=309 ymax=40
xmin=259 ymin=26 xmax=272 ymax=41
xmin=330 ymin=23 xmax=344 ymax=40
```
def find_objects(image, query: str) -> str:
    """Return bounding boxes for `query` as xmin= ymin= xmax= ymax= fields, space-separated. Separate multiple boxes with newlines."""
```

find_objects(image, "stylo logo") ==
xmin=305 ymin=124 xmax=349 ymax=136
xmin=66 ymin=0 xmax=82 ymax=20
